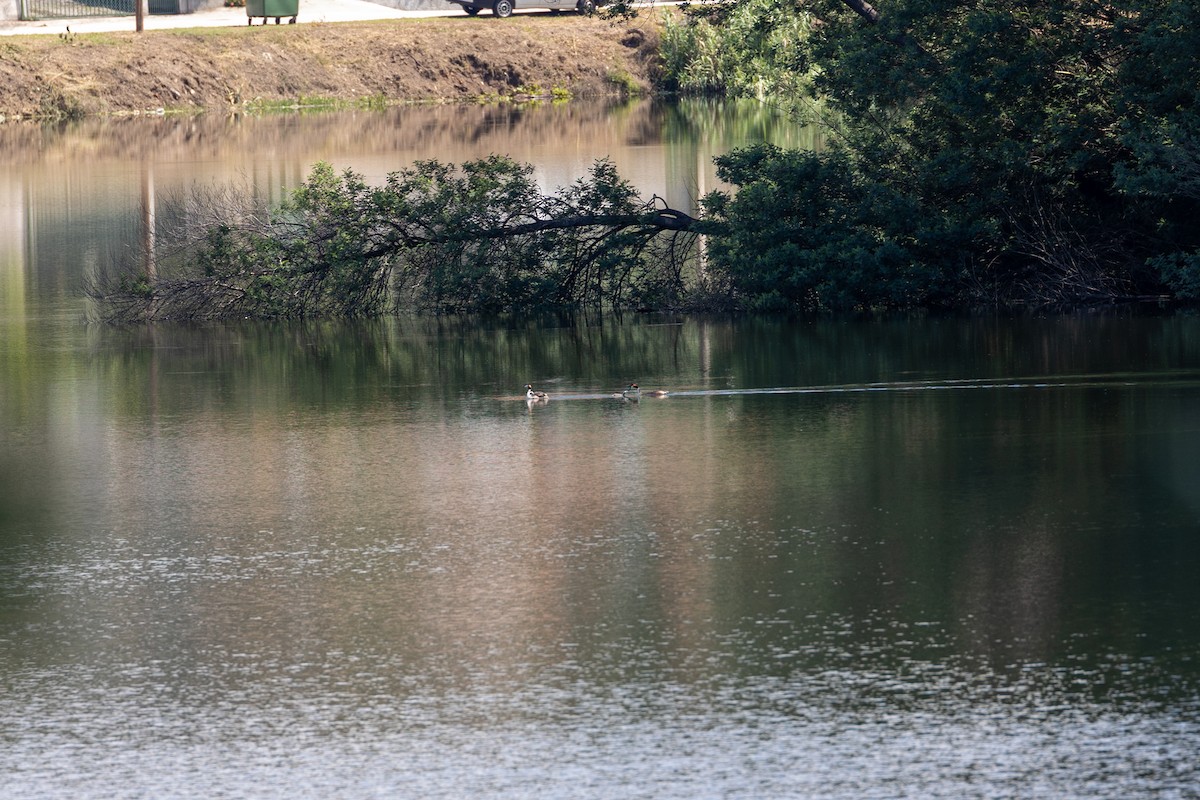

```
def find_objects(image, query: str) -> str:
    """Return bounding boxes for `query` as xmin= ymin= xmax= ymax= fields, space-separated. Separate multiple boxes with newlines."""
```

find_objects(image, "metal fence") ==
xmin=21 ymin=0 xmax=179 ymax=19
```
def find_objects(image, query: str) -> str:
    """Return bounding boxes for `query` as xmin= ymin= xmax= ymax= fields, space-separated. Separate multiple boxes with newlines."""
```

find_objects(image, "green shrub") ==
xmin=659 ymin=0 xmax=817 ymax=99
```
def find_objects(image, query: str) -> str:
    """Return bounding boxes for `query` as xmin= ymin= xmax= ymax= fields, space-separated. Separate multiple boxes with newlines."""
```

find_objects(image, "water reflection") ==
xmin=1 ymin=101 xmax=1198 ymax=796
xmin=0 ymin=98 xmax=818 ymax=313
xmin=4 ymin=317 xmax=1200 ymax=670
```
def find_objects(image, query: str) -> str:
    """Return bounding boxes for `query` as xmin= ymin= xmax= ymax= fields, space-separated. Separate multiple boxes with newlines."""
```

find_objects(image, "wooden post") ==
xmin=136 ymin=0 xmax=146 ymax=32
xmin=142 ymin=164 xmax=156 ymax=283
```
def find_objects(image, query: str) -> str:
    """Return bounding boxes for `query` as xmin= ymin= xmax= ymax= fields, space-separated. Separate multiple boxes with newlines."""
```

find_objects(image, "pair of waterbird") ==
xmin=621 ymin=382 xmax=669 ymax=399
xmin=524 ymin=383 xmax=669 ymax=401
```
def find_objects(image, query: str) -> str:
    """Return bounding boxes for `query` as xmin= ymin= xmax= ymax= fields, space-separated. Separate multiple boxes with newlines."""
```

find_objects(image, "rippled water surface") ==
xmin=3 ymin=313 xmax=1198 ymax=799
xmin=2 ymin=104 xmax=1199 ymax=799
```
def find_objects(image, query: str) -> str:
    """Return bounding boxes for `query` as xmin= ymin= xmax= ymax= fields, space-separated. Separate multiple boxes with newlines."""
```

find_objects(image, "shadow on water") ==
xmin=1 ymin=97 xmax=1198 ymax=798
xmin=0 ymin=312 xmax=1198 ymax=798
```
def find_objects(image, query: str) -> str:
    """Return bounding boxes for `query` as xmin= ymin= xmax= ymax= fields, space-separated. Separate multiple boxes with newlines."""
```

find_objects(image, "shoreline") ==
xmin=0 ymin=13 xmax=667 ymax=120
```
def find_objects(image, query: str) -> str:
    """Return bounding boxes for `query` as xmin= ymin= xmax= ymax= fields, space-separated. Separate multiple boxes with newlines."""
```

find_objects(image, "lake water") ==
xmin=1 ymin=100 xmax=1199 ymax=799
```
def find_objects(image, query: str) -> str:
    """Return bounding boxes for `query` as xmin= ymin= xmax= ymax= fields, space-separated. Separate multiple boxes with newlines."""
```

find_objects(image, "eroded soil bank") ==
xmin=0 ymin=14 xmax=665 ymax=119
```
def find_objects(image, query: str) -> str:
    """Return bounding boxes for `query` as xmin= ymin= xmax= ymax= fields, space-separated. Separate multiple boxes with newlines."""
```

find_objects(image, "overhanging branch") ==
xmin=839 ymin=0 xmax=881 ymax=24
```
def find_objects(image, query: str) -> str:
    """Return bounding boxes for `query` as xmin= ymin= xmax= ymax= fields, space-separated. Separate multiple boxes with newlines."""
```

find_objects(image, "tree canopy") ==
xmin=97 ymin=0 xmax=1200 ymax=321
xmin=680 ymin=0 xmax=1200 ymax=309
xmin=93 ymin=158 xmax=701 ymax=323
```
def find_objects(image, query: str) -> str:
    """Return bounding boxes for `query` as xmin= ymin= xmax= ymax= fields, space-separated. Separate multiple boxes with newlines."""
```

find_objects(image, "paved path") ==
xmin=0 ymin=0 xmax=671 ymax=36
xmin=0 ymin=0 xmax=673 ymax=36
xmin=0 ymin=0 xmax=463 ymax=36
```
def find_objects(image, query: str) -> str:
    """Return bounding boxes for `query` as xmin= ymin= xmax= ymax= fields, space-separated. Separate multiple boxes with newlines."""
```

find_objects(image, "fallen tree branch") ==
xmin=90 ymin=157 xmax=703 ymax=323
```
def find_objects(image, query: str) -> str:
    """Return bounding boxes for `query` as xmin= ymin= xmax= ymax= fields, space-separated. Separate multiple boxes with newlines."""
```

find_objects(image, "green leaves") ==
xmin=702 ymin=144 xmax=948 ymax=312
xmin=685 ymin=0 xmax=1200 ymax=307
xmin=660 ymin=0 xmax=817 ymax=98
xmin=1151 ymin=251 xmax=1200 ymax=299
xmin=97 ymin=156 xmax=700 ymax=322
xmin=95 ymin=0 xmax=1200 ymax=320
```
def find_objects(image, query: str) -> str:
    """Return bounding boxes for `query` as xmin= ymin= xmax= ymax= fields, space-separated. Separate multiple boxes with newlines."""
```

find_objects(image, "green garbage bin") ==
xmin=246 ymin=0 xmax=298 ymax=25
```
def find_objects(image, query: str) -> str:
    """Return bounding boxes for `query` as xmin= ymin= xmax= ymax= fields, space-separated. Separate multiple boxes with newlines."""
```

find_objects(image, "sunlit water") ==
xmin=2 ymin=103 xmax=1199 ymax=799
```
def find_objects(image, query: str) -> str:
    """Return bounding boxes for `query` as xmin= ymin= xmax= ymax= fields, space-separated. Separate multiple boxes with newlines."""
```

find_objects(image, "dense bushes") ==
xmin=666 ymin=0 xmax=1200 ymax=309
xmin=659 ymin=0 xmax=818 ymax=99
xmin=700 ymin=145 xmax=954 ymax=312
xmin=98 ymin=1 xmax=1200 ymax=320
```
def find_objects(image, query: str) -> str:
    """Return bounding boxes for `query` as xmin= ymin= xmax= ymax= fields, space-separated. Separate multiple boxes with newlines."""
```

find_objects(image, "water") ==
xmin=2 ymin=102 xmax=1199 ymax=799
xmin=0 ymin=97 xmax=815 ymax=310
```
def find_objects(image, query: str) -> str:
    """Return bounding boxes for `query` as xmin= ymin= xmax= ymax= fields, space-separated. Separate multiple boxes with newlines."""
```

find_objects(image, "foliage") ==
xmin=94 ymin=0 xmax=1200 ymax=320
xmin=1150 ymin=252 xmax=1200 ymax=300
xmin=659 ymin=0 xmax=818 ymax=99
xmin=702 ymin=144 xmax=953 ymax=311
xmin=695 ymin=0 xmax=1200 ymax=309
xmin=94 ymin=158 xmax=700 ymax=322
xmin=35 ymin=87 xmax=85 ymax=121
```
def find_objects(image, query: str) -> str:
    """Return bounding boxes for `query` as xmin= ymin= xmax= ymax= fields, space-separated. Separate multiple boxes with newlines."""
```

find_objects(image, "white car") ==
xmin=446 ymin=0 xmax=599 ymax=18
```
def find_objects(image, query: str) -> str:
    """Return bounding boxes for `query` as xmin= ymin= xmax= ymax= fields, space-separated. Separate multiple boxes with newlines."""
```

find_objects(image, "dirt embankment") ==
xmin=0 ymin=14 xmax=666 ymax=120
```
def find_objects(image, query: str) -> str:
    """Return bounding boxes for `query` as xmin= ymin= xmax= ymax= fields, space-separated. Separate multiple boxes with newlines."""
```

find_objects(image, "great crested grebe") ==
xmin=525 ymin=384 xmax=550 ymax=401
xmin=624 ymin=383 xmax=669 ymax=398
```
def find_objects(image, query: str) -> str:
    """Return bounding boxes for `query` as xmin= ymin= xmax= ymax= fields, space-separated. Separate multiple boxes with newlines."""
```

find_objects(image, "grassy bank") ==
xmin=0 ymin=14 xmax=665 ymax=121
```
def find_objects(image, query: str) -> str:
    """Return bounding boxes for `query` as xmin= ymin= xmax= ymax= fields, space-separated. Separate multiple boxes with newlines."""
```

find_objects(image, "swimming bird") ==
xmin=525 ymin=384 xmax=549 ymax=401
xmin=624 ymin=382 xmax=669 ymax=398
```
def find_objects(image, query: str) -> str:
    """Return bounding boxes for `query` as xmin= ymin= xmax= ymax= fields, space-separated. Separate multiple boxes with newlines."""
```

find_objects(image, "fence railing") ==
xmin=21 ymin=0 xmax=179 ymax=19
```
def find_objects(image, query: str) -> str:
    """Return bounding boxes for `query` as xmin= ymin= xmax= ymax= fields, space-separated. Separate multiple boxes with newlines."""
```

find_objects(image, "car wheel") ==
xmin=493 ymin=0 xmax=513 ymax=17
xmin=576 ymin=0 xmax=595 ymax=14
xmin=464 ymin=5 xmax=480 ymax=14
